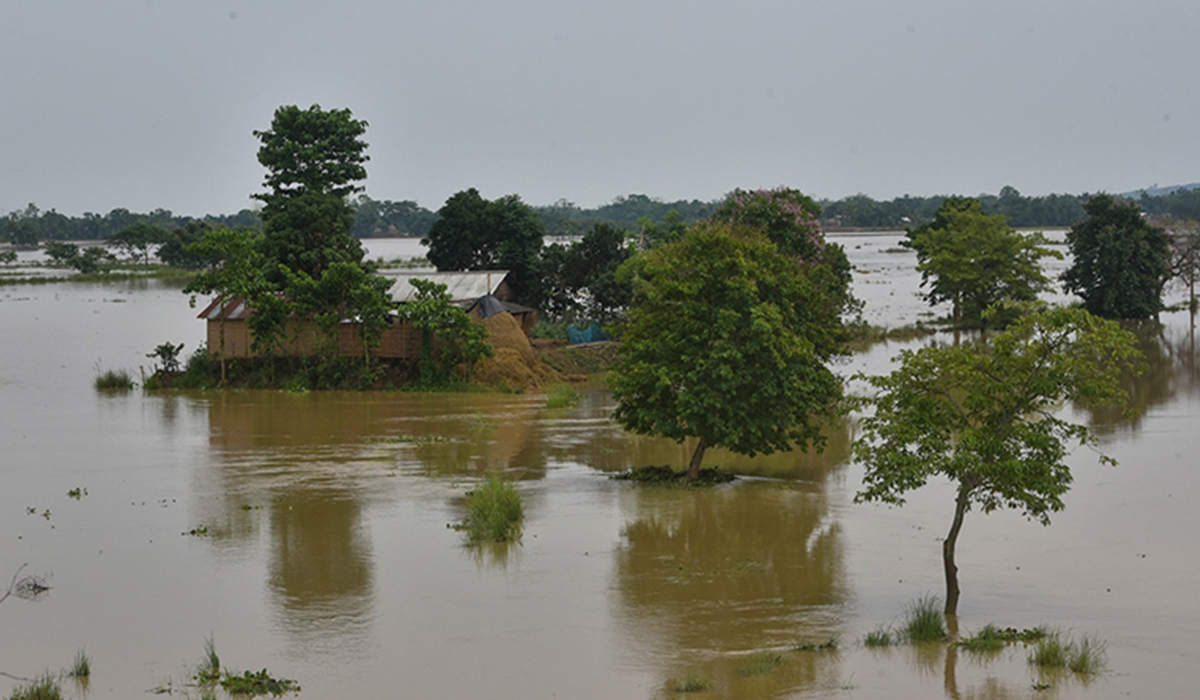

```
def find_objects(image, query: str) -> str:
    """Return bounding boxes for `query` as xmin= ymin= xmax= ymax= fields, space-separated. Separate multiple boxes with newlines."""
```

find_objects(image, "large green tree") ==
xmin=422 ymin=188 xmax=544 ymax=302
xmin=109 ymin=221 xmax=170 ymax=265
xmin=1062 ymin=193 xmax=1172 ymax=319
xmin=609 ymin=222 xmax=845 ymax=479
xmin=253 ymin=104 xmax=369 ymax=279
xmin=852 ymin=306 xmax=1143 ymax=615
xmin=905 ymin=198 xmax=1059 ymax=328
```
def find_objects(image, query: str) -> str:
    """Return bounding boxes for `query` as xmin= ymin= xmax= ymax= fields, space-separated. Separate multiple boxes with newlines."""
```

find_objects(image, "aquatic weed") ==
xmin=94 ymin=368 xmax=134 ymax=390
xmin=863 ymin=626 xmax=895 ymax=647
xmin=456 ymin=471 xmax=523 ymax=545
xmin=736 ymin=651 xmax=783 ymax=677
xmin=793 ymin=637 xmax=839 ymax=652
xmin=220 ymin=668 xmax=300 ymax=697
xmin=68 ymin=648 xmax=90 ymax=678
xmin=901 ymin=594 xmax=947 ymax=642
xmin=6 ymin=673 xmax=62 ymax=700
xmin=668 ymin=670 xmax=712 ymax=692
xmin=544 ymin=383 xmax=581 ymax=409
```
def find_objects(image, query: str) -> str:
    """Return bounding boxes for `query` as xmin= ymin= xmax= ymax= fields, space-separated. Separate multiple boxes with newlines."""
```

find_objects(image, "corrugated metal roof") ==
xmin=383 ymin=270 xmax=511 ymax=303
xmin=196 ymin=295 xmax=252 ymax=321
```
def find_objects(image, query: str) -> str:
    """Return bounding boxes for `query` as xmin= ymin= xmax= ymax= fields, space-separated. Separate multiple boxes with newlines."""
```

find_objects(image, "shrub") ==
xmin=458 ymin=472 xmax=523 ymax=545
xmin=94 ymin=368 xmax=134 ymax=390
xmin=863 ymin=626 xmax=895 ymax=647
xmin=901 ymin=595 xmax=947 ymax=643
xmin=544 ymin=383 xmax=580 ymax=409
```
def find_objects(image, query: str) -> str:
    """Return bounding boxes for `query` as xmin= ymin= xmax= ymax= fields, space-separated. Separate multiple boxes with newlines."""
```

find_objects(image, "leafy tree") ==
xmin=5 ymin=211 xmax=39 ymax=248
xmin=147 ymin=342 xmax=185 ymax=373
xmin=0 ymin=250 xmax=15 ymax=264
xmin=905 ymin=198 xmax=1059 ymax=328
xmin=609 ymin=222 xmax=845 ymax=479
xmin=157 ymin=221 xmax=214 ymax=268
xmin=398 ymin=278 xmax=492 ymax=387
xmin=352 ymin=195 xmax=438 ymax=238
xmin=44 ymin=241 xmax=80 ymax=266
xmin=537 ymin=222 xmax=633 ymax=322
xmin=285 ymin=262 xmax=394 ymax=371
xmin=183 ymin=229 xmax=269 ymax=383
xmin=1062 ymin=194 xmax=1172 ymax=319
xmin=109 ymin=222 xmax=170 ymax=265
xmin=1162 ymin=218 xmax=1200 ymax=316
xmin=253 ymin=104 xmax=369 ymax=279
xmin=423 ymin=188 xmax=545 ymax=303
xmin=852 ymin=306 xmax=1143 ymax=615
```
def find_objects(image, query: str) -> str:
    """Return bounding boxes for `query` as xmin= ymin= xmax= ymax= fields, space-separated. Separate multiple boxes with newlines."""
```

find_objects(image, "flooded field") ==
xmin=1 ymin=236 xmax=1198 ymax=698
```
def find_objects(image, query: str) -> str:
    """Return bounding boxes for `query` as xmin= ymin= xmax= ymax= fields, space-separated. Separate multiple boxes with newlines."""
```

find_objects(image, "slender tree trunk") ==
xmin=687 ymin=437 xmax=708 ymax=480
xmin=943 ymin=483 xmax=971 ymax=616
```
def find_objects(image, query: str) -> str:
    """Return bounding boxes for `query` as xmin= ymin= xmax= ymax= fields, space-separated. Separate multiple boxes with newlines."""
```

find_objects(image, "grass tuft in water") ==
xmin=955 ymin=624 xmax=1047 ymax=652
xmin=901 ymin=594 xmax=947 ymax=642
xmin=863 ymin=626 xmax=895 ymax=647
xmin=611 ymin=465 xmax=737 ymax=487
xmin=1028 ymin=632 xmax=1107 ymax=675
xmin=544 ymin=383 xmax=581 ymax=409
xmin=220 ymin=668 xmax=300 ymax=697
xmin=94 ymin=368 xmax=134 ymax=390
xmin=7 ymin=673 xmax=62 ymax=700
xmin=196 ymin=636 xmax=220 ymax=685
xmin=68 ymin=648 xmax=90 ymax=677
xmin=669 ymin=670 xmax=712 ymax=692
xmin=793 ymin=637 xmax=838 ymax=652
xmin=736 ymin=651 xmax=783 ymax=677
xmin=457 ymin=471 xmax=523 ymax=545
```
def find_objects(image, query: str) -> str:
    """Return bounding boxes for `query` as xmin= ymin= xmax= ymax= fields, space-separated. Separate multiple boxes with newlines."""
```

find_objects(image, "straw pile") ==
xmin=471 ymin=312 xmax=560 ymax=390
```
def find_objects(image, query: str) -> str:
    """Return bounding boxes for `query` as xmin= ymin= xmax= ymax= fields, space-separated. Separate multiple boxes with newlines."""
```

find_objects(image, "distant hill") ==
xmin=1122 ymin=183 xmax=1200 ymax=198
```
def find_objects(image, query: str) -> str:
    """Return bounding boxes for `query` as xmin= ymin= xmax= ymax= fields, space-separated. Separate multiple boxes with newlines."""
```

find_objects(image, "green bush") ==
xmin=901 ymin=595 xmax=947 ymax=643
xmin=94 ymin=368 xmax=134 ymax=390
xmin=458 ymin=472 xmax=523 ymax=545
xmin=544 ymin=383 xmax=580 ymax=409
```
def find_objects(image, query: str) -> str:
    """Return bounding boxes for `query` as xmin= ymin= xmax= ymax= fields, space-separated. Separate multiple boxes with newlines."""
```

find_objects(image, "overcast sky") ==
xmin=2 ymin=1 xmax=1198 ymax=217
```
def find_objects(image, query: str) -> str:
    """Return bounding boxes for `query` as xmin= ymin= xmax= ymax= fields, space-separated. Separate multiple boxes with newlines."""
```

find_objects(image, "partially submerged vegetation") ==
xmin=94 ymin=367 xmax=134 ymax=390
xmin=455 ymin=472 xmax=523 ymax=545
xmin=1028 ymin=632 xmax=1108 ymax=675
xmin=954 ymin=624 xmax=1047 ymax=652
xmin=611 ymin=465 xmax=737 ymax=487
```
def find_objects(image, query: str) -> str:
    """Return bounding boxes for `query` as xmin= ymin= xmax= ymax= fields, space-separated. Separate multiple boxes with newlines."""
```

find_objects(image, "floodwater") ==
xmin=1 ymin=236 xmax=1199 ymax=698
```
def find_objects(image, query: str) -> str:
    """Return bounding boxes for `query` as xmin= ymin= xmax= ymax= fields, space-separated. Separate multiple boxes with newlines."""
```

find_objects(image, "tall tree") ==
xmin=423 ymin=188 xmax=545 ymax=302
xmin=183 ymin=229 xmax=268 ymax=384
xmin=609 ymin=222 xmax=845 ymax=479
xmin=852 ymin=306 xmax=1143 ymax=615
xmin=109 ymin=222 xmax=170 ymax=265
xmin=1062 ymin=193 xmax=1172 ymax=319
xmin=905 ymin=198 xmax=1059 ymax=328
xmin=253 ymin=104 xmax=369 ymax=279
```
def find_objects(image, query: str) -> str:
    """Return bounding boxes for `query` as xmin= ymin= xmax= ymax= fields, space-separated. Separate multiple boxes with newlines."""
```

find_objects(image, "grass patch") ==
xmin=68 ymin=648 xmax=90 ymax=678
xmin=668 ymin=670 xmax=712 ymax=693
xmin=544 ymin=383 xmax=581 ymax=409
xmin=736 ymin=651 xmax=783 ymax=677
xmin=94 ymin=368 xmax=134 ymax=390
xmin=954 ymin=624 xmax=1047 ymax=652
xmin=6 ymin=673 xmax=62 ymax=700
xmin=611 ymin=465 xmax=737 ymax=486
xmin=1029 ymin=632 xmax=1107 ymax=676
xmin=220 ymin=669 xmax=301 ymax=697
xmin=196 ymin=636 xmax=221 ymax=685
xmin=456 ymin=472 xmax=523 ymax=545
xmin=793 ymin=637 xmax=838 ymax=652
xmin=901 ymin=594 xmax=947 ymax=643
xmin=863 ymin=626 xmax=895 ymax=647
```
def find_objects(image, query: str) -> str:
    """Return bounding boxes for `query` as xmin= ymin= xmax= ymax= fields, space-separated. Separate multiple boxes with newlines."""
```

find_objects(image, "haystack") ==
xmin=471 ymin=312 xmax=560 ymax=390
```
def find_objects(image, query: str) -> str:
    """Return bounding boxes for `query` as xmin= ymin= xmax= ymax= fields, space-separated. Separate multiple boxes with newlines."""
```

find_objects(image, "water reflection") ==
xmin=613 ymin=475 xmax=847 ymax=698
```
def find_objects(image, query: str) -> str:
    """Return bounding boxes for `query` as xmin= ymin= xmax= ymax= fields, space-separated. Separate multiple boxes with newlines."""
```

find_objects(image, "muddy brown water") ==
xmin=1 ymin=237 xmax=1199 ymax=698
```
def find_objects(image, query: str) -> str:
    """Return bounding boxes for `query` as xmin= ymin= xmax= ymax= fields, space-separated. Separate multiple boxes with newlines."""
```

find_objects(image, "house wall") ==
xmin=209 ymin=319 xmax=420 ymax=360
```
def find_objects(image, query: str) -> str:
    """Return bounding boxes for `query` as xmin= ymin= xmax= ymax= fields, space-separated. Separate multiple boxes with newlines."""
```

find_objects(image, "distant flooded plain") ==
xmin=1 ymin=236 xmax=1198 ymax=698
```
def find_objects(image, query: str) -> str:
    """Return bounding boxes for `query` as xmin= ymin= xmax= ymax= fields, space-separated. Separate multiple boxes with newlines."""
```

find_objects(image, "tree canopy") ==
xmin=905 ymin=198 xmax=1059 ymax=328
xmin=609 ymin=222 xmax=846 ymax=479
xmin=1062 ymin=193 xmax=1172 ymax=319
xmin=253 ymin=104 xmax=369 ymax=279
xmin=852 ymin=306 xmax=1143 ymax=615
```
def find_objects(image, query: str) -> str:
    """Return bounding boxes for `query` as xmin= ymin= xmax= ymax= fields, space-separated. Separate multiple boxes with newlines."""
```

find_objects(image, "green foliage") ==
xmin=253 ymin=104 xmax=368 ymax=279
xmin=863 ymin=626 xmax=895 ymax=647
xmin=543 ymin=383 xmax=580 ymax=409
xmin=609 ymin=222 xmax=845 ymax=478
xmin=0 ymin=249 xmax=15 ymax=264
xmin=954 ymin=624 xmax=1047 ymax=652
xmin=1062 ymin=193 xmax=1172 ymax=319
xmin=108 ymin=221 xmax=170 ymax=265
xmin=352 ymin=195 xmax=438 ymax=238
xmin=95 ymin=368 xmax=134 ymax=390
xmin=423 ymin=188 xmax=545 ymax=302
xmin=147 ymin=342 xmax=185 ymax=373
xmin=712 ymin=187 xmax=823 ymax=259
xmin=398 ymin=278 xmax=492 ymax=387
xmin=43 ymin=241 xmax=79 ymax=265
xmin=669 ymin=671 xmax=712 ymax=693
xmin=537 ymin=222 xmax=633 ymax=321
xmin=220 ymin=669 xmax=301 ymax=697
xmin=457 ymin=471 xmax=523 ymax=545
xmin=900 ymin=595 xmax=947 ymax=642
xmin=736 ymin=651 xmax=783 ymax=677
xmin=904 ymin=198 xmax=1059 ymax=328
xmin=610 ymin=465 xmax=736 ymax=486
xmin=792 ymin=638 xmax=838 ymax=652
xmin=853 ymin=306 xmax=1144 ymax=614
xmin=6 ymin=673 xmax=61 ymax=700
xmin=1028 ymin=632 xmax=1107 ymax=675
xmin=69 ymin=649 xmax=91 ymax=678
xmin=157 ymin=220 xmax=214 ymax=268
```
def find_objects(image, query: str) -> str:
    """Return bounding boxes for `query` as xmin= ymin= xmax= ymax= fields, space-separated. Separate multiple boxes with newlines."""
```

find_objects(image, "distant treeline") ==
xmin=6 ymin=186 xmax=1200 ymax=243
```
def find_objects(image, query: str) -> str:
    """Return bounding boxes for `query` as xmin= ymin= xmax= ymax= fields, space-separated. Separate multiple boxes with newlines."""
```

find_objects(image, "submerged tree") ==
xmin=852 ymin=306 xmax=1143 ymax=615
xmin=905 ymin=198 xmax=1059 ymax=328
xmin=1062 ymin=193 xmax=1171 ymax=319
xmin=609 ymin=222 xmax=845 ymax=479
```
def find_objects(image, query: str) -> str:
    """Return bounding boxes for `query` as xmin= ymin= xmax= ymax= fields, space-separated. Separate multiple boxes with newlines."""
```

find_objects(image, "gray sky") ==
xmin=2 ymin=1 xmax=1198 ymax=217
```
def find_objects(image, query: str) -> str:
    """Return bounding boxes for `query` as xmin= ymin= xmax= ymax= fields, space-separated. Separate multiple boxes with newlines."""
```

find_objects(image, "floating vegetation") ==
xmin=901 ymin=594 xmax=947 ymax=643
xmin=610 ymin=465 xmax=737 ymax=487
xmin=195 ymin=636 xmax=221 ymax=685
xmin=383 ymin=434 xmax=455 ymax=444
xmin=68 ymin=648 xmax=91 ymax=678
xmin=455 ymin=471 xmax=523 ymax=545
xmin=543 ymin=382 xmax=581 ymax=409
xmin=668 ymin=670 xmax=712 ymax=693
xmin=954 ymin=624 xmax=1047 ymax=652
xmin=736 ymin=651 xmax=783 ymax=677
xmin=793 ymin=637 xmax=839 ymax=652
xmin=94 ymin=367 xmax=134 ymax=390
xmin=183 ymin=525 xmax=210 ymax=537
xmin=66 ymin=487 xmax=88 ymax=499
xmin=220 ymin=669 xmax=301 ymax=697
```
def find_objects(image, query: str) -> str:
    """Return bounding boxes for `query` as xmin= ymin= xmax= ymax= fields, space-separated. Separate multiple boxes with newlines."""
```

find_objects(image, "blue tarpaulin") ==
xmin=568 ymin=323 xmax=612 ymax=345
